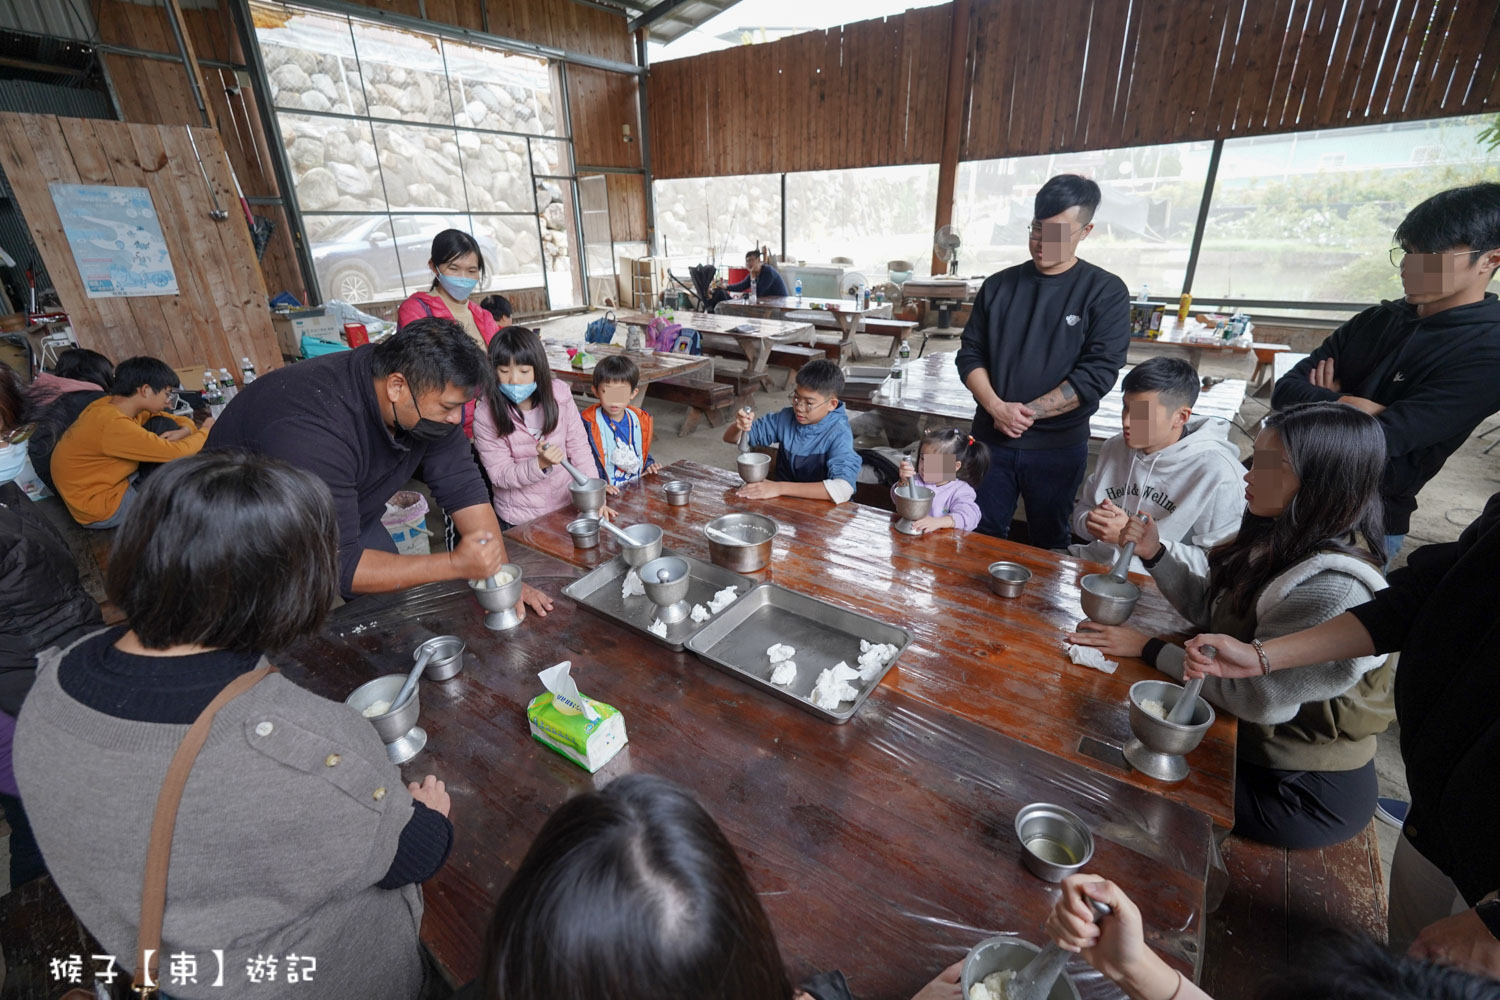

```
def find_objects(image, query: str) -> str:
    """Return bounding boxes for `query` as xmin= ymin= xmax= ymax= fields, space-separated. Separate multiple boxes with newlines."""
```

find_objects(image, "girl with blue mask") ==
xmin=471 ymin=327 xmax=610 ymax=526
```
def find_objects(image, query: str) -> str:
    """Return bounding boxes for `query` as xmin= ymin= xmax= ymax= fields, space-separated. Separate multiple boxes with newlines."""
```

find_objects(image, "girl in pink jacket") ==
xmin=472 ymin=328 xmax=604 ymax=527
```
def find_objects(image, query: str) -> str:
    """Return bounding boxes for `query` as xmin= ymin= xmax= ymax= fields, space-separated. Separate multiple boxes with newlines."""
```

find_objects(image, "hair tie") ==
xmin=967 ymin=435 xmax=975 ymax=446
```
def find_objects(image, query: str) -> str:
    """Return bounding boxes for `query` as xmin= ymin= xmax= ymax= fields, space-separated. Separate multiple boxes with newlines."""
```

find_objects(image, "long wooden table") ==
xmin=618 ymin=310 xmax=814 ymax=375
xmin=717 ymin=295 xmax=894 ymax=362
xmin=543 ymin=341 xmax=712 ymax=403
xmin=845 ymin=353 xmax=1248 ymax=447
xmin=277 ymin=545 xmax=1215 ymax=998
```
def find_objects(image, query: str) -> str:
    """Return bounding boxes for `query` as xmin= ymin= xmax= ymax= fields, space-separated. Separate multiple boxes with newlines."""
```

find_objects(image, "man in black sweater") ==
xmin=209 ymin=318 xmax=551 ymax=616
xmin=1272 ymin=182 xmax=1500 ymax=563
xmin=725 ymin=248 xmax=789 ymax=299
xmin=955 ymin=174 xmax=1130 ymax=545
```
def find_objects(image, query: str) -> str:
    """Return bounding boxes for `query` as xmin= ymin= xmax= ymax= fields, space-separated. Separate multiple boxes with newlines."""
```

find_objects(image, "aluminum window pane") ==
xmin=388 ymin=213 xmax=476 ymax=297
xmin=349 ymin=18 xmax=455 ymax=125
xmin=529 ymin=137 xmax=572 ymax=177
xmin=373 ymin=121 xmax=465 ymax=212
xmin=458 ymin=131 xmax=534 ymax=213
xmin=278 ymin=113 xmax=387 ymax=212
xmin=470 ymin=214 xmax=545 ymax=292
xmin=252 ymin=2 xmax=364 ymax=115
xmin=653 ymin=173 xmax=782 ymax=267
xmin=442 ymin=38 xmax=559 ymax=136
xmin=306 ymin=213 xmax=403 ymax=303
xmin=786 ymin=164 xmax=939 ymax=277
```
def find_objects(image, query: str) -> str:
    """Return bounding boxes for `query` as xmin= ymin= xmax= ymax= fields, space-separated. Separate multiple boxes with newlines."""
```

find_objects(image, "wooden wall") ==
xmin=0 ymin=113 xmax=282 ymax=375
xmin=340 ymin=0 xmax=633 ymax=63
xmin=647 ymin=0 xmax=1500 ymax=179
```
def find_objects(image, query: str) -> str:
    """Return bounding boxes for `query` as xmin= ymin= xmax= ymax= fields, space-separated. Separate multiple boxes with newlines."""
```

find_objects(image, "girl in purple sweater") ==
xmin=893 ymin=427 xmax=988 ymax=533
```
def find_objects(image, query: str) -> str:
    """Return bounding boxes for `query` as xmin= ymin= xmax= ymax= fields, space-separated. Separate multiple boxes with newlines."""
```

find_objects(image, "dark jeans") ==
xmin=1233 ymin=757 xmax=1378 ymax=849
xmin=0 ymin=791 xmax=46 ymax=888
xmin=975 ymin=440 xmax=1089 ymax=548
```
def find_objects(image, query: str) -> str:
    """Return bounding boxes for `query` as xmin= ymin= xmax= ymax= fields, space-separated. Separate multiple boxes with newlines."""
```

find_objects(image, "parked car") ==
xmin=311 ymin=216 xmax=503 ymax=304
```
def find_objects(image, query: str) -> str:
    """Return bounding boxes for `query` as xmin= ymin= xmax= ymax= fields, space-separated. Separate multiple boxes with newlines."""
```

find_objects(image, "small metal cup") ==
xmin=1015 ymin=802 xmax=1094 ymax=882
xmin=664 ymin=480 xmax=692 ymax=506
xmin=988 ymin=561 xmax=1032 ymax=598
xmin=414 ymin=635 xmax=466 ymax=681
xmin=567 ymin=517 xmax=600 ymax=549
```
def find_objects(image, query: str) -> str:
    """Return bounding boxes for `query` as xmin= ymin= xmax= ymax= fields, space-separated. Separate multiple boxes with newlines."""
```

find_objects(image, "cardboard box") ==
xmin=271 ymin=308 xmax=342 ymax=358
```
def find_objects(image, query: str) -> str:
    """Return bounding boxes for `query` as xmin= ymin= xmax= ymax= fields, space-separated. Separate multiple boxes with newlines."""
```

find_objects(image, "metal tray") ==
xmin=561 ymin=550 xmax=755 ymax=651
xmin=685 ymin=583 xmax=911 ymax=723
xmin=840 ymin=364 xmax=892 ymax=399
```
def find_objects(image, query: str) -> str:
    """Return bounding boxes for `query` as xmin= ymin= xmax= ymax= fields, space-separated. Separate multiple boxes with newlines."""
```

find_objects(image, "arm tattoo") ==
xmin=1027 ymin=380 xmax=1080 ymax=418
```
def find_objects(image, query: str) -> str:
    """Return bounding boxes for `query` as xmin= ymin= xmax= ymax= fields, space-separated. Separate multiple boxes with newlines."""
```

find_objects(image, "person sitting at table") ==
xmin=723 ymin=360 xmax=861 ymax=504
xmin=480 ymin=294 xmax=514 ymax=330
xmin=955 ymin=173 xmax=1130 ymax=546
xmin=1044 ymin=874 xmax=1495 ymax=999
xmin=14 ymin=451 xmax=454 ymax=1000
xmin=207 ymin=318 xmax=551 ymax=616
xmin=52 ymin=356 xmax=211 ymax=529
xmin=1068 ymin=357 xmax=1244 ymax=573
xmin=473 ymin=326 xmax=607 ymax=528
xmin=581 ymin=354 xmax=659 ymax=488
xmin=25 ymin=348 xmax=115 ymax=494
xmin=725 ymin=248 xmax=789 ymax=300
xmin=454 ymin=774 xmax=961 ymax=1000
xmin=1067 ymin=402 xmax=1395 ymax=850
xmin=1270 ymin=182 xmax=1500 ymax=566
xmin=1181 ymin=492 xmax=1500 ymax=974
xmin=893 ymin=427 xmax=987 ymax=533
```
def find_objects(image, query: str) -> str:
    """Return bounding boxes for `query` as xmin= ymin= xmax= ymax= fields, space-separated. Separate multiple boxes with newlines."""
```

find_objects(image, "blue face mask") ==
xmin=498 ymin=381 xmax=538 ymax=404
xmin=436 ymin=273 xmax=478 ymax=300
xmin=0 ymin=441 xmax=28 ymax=485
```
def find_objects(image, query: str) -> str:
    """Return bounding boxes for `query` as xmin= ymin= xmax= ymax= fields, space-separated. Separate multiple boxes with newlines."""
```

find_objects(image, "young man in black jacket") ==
xmin=1272 ymin=183 xmax=1500 ymax=562
xmin=955 ymin=174 xmax=1130 ymax=544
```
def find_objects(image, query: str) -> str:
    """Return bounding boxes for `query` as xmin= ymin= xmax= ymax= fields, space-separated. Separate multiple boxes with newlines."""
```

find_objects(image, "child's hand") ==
xmin=598 ymin=504 xmax=618 ymax=522
xmin=898 ymin=458 xmax=915 ymax=483
xmin=644 ymin=462 xmax=660 ymax=476
xmin=1066 ymin=621 xmax=1151 ymax=658
xmin=536 ymin=439 xmax=564 ymax=469
xmin=734 ymin=408 xmax=755 ymax=433
xmin=1120 ymin=512 xmax=1161 ymax=560
xmin=605 ymin=484 xmax=620 ymax=495
xmin=1046 ymin=875 xmax=1179 ymax=1000
xmin=910 ymin=515 xmax=951 ymax=534
xmin=1085 ymin=499 xmax=1130 ymax=545
xmin=737 ymin=481 xmax=782 ymax=500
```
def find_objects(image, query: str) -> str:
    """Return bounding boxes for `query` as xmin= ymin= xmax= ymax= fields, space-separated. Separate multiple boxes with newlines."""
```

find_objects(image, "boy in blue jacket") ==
xmin=723 ymin=360 xmax=861 ymax=504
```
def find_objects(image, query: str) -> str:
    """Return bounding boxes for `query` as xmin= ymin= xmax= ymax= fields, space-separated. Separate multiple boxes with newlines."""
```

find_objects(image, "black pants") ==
xmin=1233 ymin=757 xmax=1378 ymax=849
xmin=975 ymin=440 xmax=1089 ymax=547
xmin=0 ymin=791 xmax=45 ymax=887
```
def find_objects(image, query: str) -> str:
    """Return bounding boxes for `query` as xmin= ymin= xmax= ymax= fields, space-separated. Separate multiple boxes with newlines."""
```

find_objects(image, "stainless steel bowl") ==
xmin=1128 ymin=679 xmax=1215 ymax=755
xmin=617 ymin=523 xmax=664 ymax=568
xmin=1079 ymin=572 xmax=1141 ymax=624
xmin=639 ymin=556 xmax=690 ymax=607
xmin=664 ymin=480 xmax=693 ymax=506
xmin=414 ymin=635 xmax=466 ymax=681
xmin=470 ymin=564 xmax=523 ymax=613
xmin=893 ymin=483 xmax=934 ymax=521
xmin=704 ymin=513 xmax=778 ymax=572
xmin=737 ymin=452 xmax=772 ymax=483
xmin=962 ymin=937 xmax=1081 ymax=1000
xmin=1015 ymin=802 xmax=1094 ymax=882
xmin=346 ymin=674 xmax=420 ymax=744
xmin=569 ymin=477 xmax=607 ymax=517
xmin=567 ymin=517 xmax=600 ymax=549
xmin=988 ymin=561 xmax=1032 ymax=598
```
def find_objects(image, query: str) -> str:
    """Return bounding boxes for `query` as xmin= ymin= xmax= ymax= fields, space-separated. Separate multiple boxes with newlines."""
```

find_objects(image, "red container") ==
xmin=344 ymin=323 xmax=369 ymax=347
xmin=726 ymin=267 xmax=749 ymax=286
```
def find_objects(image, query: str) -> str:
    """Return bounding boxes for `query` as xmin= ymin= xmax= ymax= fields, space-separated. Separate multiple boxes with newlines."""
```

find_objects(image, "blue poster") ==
xmin=48 ymin=183 xmax=179 ymax=298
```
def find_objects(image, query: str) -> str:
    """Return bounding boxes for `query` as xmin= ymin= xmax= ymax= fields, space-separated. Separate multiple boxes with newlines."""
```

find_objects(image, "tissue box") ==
xmin=526 ymin=692 xmax=627 ymax=772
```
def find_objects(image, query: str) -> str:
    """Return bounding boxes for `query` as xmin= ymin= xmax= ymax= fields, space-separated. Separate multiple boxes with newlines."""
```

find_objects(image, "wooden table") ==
xmin=717 ymin=296 xmax=894 ymax=362
xmin=618 ymin=310 xmax=813 ymax=375
xmin=844 ymin=354 xmax=1248 ymax=447
xmin=513 ymin=461 xmax=1236 ymax=830
xmin=544 ymin=341 xmax=711 ymax=403
xmin=276 ymin=545 xmax=1214 ymax=998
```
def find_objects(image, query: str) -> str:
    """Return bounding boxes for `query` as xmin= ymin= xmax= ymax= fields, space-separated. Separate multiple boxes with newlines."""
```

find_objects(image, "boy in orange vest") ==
xmin=581 ymin=354 xmax=658 ymax=488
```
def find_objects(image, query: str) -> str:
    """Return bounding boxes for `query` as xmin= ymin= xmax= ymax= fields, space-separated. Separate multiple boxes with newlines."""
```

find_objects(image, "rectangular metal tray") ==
xmin=685 ymin=583 xmax=911 ymax=723
xmin=561 ymin=551 xmax=755 ymax=652
xmin=840 ymin=364 xmax=892 ymax=399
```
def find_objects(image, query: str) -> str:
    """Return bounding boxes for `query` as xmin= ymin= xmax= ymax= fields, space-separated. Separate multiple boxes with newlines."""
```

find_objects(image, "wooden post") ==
xmin=931 ymin=0 xmax=971 ymax=277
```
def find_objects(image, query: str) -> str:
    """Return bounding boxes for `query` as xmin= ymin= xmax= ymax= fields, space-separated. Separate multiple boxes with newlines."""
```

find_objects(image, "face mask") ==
xmin=436 ymin=273 xmax=478 ymax=300
xmin=0 ymin=441 xmax=26 ymax=484
xmin=391 ymin=390 xmax=454 ymax=443
xmin=499 ymin=381 xmax=538 ymax=404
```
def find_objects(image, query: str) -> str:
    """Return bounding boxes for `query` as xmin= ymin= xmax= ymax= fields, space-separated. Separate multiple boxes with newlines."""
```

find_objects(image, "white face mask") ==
xmin=0 ymin=441 xmax=28 ymax=485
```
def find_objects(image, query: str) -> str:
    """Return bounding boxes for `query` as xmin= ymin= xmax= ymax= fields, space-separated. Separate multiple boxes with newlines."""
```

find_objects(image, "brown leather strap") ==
xmin=132 ymin=666 xmax=277 ymax=993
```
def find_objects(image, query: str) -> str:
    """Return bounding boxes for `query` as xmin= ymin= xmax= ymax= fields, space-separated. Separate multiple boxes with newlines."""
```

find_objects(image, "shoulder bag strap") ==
xmin=132 ymin=666 xmax=279 ymax=995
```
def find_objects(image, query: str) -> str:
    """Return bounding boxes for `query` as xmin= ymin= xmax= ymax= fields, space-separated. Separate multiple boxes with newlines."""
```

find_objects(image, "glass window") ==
xmin=530 ymin=137 xmax=573 ymax=177
xmin=278 ymin=114 xmax=386 ymax=212
xmin=471 ymin=214 xmax=545 ymax=292
xmin=253 ymin=3 xmax=364 ymax=115
xmin=371 ymin=121 xmax=464 ymax=211
xmin=456 ymin=132 xmax=533 ymax=213
xmin=1194 ymin=117 xmax=1499 ymax=304
xmin=306 ymin=214 xmax=403 ymax=303
xmin=653 ymin=173 xmax=782 ymax=267
xmin=785 ymin=164 xmax=939 ymax=277
xmin=442 ymin=39 xmax=558 ymax=136
xmin=348 ymin=18 xmax=454 ymax=125
xmin=954 ymin=142 xmax=1213 ymax=294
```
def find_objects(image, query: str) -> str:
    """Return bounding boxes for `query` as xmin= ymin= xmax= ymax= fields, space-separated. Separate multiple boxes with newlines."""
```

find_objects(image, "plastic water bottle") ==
xmin=890 ymin=342 xmax=906 ymax=397
xmin=218 ymin=367 xmax=237 ymax=401
xmin=748 ymin=279 xmax=757 ymax=305
xmin=794 ymin=277 xmax=802 ymax=304
xmin=240 ymin=357 xmax=257 ymax=385
xmin=1137 ymin=284 xmax=1149 ymax=303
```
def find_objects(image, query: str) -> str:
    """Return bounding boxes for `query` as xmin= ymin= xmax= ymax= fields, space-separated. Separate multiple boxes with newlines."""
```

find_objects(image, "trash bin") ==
xmin=382 ymin=490 xmax=431 ymax=556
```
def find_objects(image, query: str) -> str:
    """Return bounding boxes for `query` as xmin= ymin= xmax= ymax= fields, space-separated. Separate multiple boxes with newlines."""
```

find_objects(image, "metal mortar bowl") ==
xmin=569 ymin=477 xmax=608 ymax=517
xmin=704 ymin=513 xmax=778 ymax=572
xmin=988 ymin=561 xmax=1032 ymax=598
xmin=414 ymin=635 xmax=466 ymax=682
xmin=617 ymin=523 xmax=664 ymax=568
xmin=1125 ymin=679 xmax=1215 ymax=782
xmin=961 ymin=937 xmax=1081 ymax=1000
xmin=469 ymin=563 xmax=523 ymax=613
xmin=664 ymin=480 xmax=693 ymax=506
xmin=346 ymin=674 xmax=421 ymax=744
xmin=1079 ymin=572 xmax=1141 ymax=625
xmin=737 ymin=452 xmax=772 ymax=483
xmin=1015 ymin=802 xmax=1095 ymax=883
xmin=639 ymin=556 xmax=691 ymax=607
xmin=893 ymin=483 xmax=934 ymax=521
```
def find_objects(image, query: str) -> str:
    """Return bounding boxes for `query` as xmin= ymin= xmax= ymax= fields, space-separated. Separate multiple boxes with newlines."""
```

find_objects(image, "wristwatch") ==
xmin=1478 ymin=899 xmax=1500 ymax=940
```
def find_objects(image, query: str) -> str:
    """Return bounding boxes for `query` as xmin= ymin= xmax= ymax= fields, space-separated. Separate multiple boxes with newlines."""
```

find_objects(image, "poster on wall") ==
xmin=48 ymin=183 xmax=179 ymax=298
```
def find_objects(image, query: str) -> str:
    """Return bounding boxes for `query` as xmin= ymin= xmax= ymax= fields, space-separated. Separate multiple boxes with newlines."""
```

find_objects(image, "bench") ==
xmin=860 ymin=318 xmax=921 ymax=358
xmin=1200 ymin=822 xmax=1387 ymax=999
xmin=1250 ymin=342 xmax=1291 ymax=394
xmin=712 ymin=363 xmax=774 ymax=412
xmin=703 ymin=341 xmax=826 ymax=389
xmin=645 ymin=376 xmax=735 ymax=436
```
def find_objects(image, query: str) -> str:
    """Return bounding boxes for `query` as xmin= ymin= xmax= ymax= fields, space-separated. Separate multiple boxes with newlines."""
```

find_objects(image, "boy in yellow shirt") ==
xmin=52 ymin=357 xmax=213 ymax=528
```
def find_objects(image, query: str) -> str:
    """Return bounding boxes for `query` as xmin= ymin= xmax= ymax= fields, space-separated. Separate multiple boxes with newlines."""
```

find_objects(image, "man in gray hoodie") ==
xmin=1069 ymin=357 xmax=1244 ymax=572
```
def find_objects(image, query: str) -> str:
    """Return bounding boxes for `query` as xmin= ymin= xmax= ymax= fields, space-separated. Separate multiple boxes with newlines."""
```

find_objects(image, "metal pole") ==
xmin=635 ymin=29 xmax=656 ymax=255
xmin=162 ymin=0 xmax=214 ymax=129
xmin=780 ymin=172 xmax=787 ymax=261
xmin=1180 ymin=138 xmax=1223 ymax=296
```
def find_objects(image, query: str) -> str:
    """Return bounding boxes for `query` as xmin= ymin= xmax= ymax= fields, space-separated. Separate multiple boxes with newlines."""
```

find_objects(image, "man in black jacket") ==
xmin=955 ymin=174 xmax=1130 ymax=544
xmin=1272 ymin=183 xmax=1500 ymax=562
xmin=725 ymin=249 xmax=789 ymax=300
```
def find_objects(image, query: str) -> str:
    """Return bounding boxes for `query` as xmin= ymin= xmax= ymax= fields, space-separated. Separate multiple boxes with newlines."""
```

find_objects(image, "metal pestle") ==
xmin=1167 ymin=644 xmax=1215 ymax=725
xmin=1005 ymin=898 xmax=1112 ymax=1000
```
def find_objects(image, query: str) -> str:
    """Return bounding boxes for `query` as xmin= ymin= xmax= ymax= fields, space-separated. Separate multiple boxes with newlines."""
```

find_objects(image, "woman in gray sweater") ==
xmin=1068 ymin=402 xmax=1394 ymax=849
xmin=14 ymin=452 xmax=453 ymax=999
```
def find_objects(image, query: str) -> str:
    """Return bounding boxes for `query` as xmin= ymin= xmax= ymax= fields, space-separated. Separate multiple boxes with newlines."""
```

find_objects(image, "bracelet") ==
xmin=1141 ymin=545 xmax=1167 ymax=569
xmin=1251 ymin=638 xmax=1272 ymax=675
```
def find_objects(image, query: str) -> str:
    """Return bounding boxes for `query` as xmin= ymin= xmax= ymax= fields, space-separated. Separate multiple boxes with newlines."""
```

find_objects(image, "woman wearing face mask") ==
xmin=1066 ymin=402 xmax=1396 ymax=850
xmin=472 ymin=327 xmax=604 ymax=528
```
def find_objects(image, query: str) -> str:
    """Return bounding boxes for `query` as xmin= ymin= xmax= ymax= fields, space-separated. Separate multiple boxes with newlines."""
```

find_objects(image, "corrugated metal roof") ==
xmin=641 ymin=0 xmax=742 ymax=46
xmin=0 ymin=0 xmax=95 ymax=41
xmin=0 ymin=77 xmax=113 ymax=118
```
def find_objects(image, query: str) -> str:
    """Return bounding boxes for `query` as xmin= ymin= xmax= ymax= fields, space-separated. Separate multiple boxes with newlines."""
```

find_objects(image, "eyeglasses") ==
xmin=1028 ymin=222 xmax=1089 ymax=239
xmin=1388 ymin=247 xmax=1493 ymax=269
xmin=2 ymin=423 xmax=36 ymax=445
xmin=787 ymin=394 xmax=831 ymax=412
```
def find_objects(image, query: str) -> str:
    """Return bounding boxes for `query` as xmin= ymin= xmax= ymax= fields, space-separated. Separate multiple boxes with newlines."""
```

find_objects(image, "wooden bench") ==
xmin=712 ymin=364 xmax=774 ymax=412
xmin=1250 ymin=342 xmax=1291 ymax=394
xmin=1200 ymin=822 xmax=1387 ymax=1000
xmin=703 ymin=341 xmax=826 ymax=389
xmin=645 ymin=376 xmax=735 ymax=436
xmin=0 ymin=874 xmax=104 ymax=998
xmin=861 ymin=318 xmax=921 ymax=357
